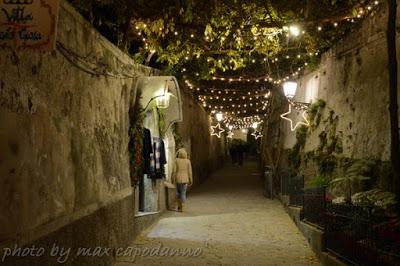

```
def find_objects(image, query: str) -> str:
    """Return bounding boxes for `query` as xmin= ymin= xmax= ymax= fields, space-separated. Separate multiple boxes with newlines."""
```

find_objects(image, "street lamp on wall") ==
xmin=281 ymin=81 xmax=311 ymax=131
xmin=143 ymin=80 xmax=172 ymax=111
xmin=283 ymin=81 xmax=297 ymax=99
xmin=155 ymin=89 xmax=170 ymax=109
xmin=155 ymin=80 xmax=171 ymax=109
xmin=282 ymin=81 xmax=310 ymax=109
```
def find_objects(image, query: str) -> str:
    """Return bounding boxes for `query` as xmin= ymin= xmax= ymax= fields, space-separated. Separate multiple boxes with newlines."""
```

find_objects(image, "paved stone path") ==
xmin=114 ymin=160 xmax=320 ymax=266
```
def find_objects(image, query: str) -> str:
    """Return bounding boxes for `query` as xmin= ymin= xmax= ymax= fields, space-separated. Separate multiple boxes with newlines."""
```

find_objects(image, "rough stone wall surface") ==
xmin=0 ymin=0 xmax=158 ymax=248
xmin=176 ymin=88 xmax=226 ymax=184
xmin=283 ymin=5 xmax=397 ymax=167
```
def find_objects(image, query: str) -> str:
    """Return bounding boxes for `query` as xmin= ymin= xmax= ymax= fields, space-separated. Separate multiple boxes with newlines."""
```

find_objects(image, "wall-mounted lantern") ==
xmin=281 ymin=81 xmax=311 ymax=131
xmin=283 ymin=81 xmax=298 ymax=99
xmin=137 ymin=76 xmax=183 ymax=132
xmin=155 ymin=81 xmax=171 ymax=109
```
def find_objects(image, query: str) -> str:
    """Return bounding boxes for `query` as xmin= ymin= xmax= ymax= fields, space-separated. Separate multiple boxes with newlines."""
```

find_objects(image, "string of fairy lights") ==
xmin=209 ymin=65 xmax=306 ymax=85
xmin=225 ymin=115 xmax=263 ymax=129
xmin=133 ymin=0 xmax=381 ymax=71
xmin=132 ymin=0 xmax=382 ymax=136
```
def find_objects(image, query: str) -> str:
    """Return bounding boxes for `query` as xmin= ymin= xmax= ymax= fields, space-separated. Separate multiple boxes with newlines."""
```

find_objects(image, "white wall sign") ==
xmin=0 ymin=0 xmax=60 ymax=50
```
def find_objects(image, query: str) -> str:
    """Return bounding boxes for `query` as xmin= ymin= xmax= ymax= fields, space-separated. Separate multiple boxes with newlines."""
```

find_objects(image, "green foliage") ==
xmin=308 ymin=175 xmax=329 ymax=188
xmin=330 ymin=159 xmax=376 ymax=202
xmin=157 ymin=108 xmax=167 ymax=139
xmin=128 ymin=91 xmax=144 ymax=186
xmin=173 ymin=129 xmax=184 ymax=152
xmin=289 ymin=103 xmax=343 ymax=178
xmin=308 ymin=99 xmax=326 ymax=128
xmin=288 ymin=125 xmax=308 ymax=170
xmin=352 ymin=189 xmax=397 ymax=211
xmin=316 ymin=154 xmax=337 ymax=176
xmin=345 ymin=159 xmax=376 ymax=178
xmin=68 ymin=0 xmax=135 ymax=49
xmin=67 ymin=0 xmax=365 ymax=80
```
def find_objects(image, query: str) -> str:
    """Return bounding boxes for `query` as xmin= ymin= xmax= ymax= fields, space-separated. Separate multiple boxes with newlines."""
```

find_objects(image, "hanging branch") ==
xmin=386 ymin=0 xmax=400 ymax=208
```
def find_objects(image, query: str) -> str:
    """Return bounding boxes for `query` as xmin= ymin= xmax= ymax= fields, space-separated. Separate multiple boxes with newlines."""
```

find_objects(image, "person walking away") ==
xmin=172 ymin=148 xmax=193 ymax=212
xmin=229 ymin=145 xmax=237 ymax=164
xmin=237 ymin=143 xmax=244 ymax=166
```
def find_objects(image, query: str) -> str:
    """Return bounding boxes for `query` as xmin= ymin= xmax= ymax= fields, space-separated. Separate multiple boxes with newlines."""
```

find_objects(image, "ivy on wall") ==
xmin=288 ymin=99 xmax=344 ymax=177
xmin=157 ymin=108 xmax=167 ymax=139
xmin=128 ymin=91 xmax=144 ymax=186
xmin=288 ymin=99 xmax=343 ymax=183
xmin=287 ymin=125 xmax=307 ymax=170
xmin=287 ymin=99 xmax=394 ymax=197
xmin=173 ymin=129 xmax=184 ymax=152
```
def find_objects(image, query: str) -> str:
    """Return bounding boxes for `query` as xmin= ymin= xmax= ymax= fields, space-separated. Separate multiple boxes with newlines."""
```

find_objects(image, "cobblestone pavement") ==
xmin=114 ymin=160 xmax=320 ymax=266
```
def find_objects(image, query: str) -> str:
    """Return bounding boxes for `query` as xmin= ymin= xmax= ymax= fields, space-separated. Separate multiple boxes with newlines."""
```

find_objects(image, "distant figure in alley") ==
xmin=172 ymin=148 xmax=193 ymax=212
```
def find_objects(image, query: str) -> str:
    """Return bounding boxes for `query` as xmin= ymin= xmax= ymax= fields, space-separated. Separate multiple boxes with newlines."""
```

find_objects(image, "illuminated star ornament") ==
xmin=227 ymin=131 xmax=234 ymax=139
xmin=280 ymin=103 xmax=310 ymax=131
xmin=211 ymin=123 xmax=225 ymax=138
xmin=251 ymin=131 xmax=263 ymax=139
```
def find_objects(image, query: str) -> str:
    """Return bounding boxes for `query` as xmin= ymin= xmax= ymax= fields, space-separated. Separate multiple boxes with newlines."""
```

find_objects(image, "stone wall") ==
xmin=281 ymin=4 xmax=397 ymax=190
xmin=176 ymin=87 xmax=226 ymax=184
xmin=0 ymin=1 xmax=227 ymax=264
xmin=0 ymin=1 xmax=158 ymax=264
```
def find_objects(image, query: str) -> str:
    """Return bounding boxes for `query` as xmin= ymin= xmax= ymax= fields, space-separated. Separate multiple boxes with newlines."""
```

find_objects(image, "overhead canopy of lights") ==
xmin=128 ymin=0 xmax=382 ymax=135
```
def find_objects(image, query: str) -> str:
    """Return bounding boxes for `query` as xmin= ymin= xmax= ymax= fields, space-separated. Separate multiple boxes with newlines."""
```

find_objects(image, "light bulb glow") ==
xmin=155 ymin=87 xmax=170 ymax=109
xmin=216 ymin=113 xmax=224 ymax=122
xmin=289 ymin=25 xmax=300 ymax=36
xmin=283 ymin=81 xmax=297 ymax=98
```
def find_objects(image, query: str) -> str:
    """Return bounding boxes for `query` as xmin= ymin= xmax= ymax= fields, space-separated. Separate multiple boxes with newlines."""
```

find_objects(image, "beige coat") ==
xmin=172 ymin=149 xmax=193 ymax=184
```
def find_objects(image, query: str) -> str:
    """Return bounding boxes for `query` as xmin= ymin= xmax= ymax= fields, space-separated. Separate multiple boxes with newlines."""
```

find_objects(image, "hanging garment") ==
xmin=142 ymin=128 xmax=155 ymax=177
xmin=160 ymin=140 xmax=167 ymax=166
xmin=150 ymin=138 xmax=167 ymax=179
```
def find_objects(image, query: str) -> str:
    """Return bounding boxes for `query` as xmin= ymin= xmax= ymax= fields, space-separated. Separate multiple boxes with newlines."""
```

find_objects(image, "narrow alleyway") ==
xmin=114 ymin=160 xmax=320 ymax=266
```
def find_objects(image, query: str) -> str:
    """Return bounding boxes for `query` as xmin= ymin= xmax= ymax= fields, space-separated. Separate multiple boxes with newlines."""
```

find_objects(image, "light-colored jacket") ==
xmin=172 ymin=149 xmax=193 ymax=184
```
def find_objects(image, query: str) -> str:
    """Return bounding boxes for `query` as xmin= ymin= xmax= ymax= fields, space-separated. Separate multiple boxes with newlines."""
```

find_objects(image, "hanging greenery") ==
xmin=157 ymin=108 xmax=167 ymax=139
xmin=308 ymin=99 xmax=326 ymax=128
xmin=330 ymin=159 xmax=376 ymax=202
xmin=128 ymin=90 xmax=144 ymax=186
xmin=173 ymin=129 xmax=184 ymax=152
xmin=67 ymin=0 xmax=383 ymax=134
xmin=67 ymin=0 xmax=381 ymax=81
xmin=287 ymin=125 xmax=308 ymax=170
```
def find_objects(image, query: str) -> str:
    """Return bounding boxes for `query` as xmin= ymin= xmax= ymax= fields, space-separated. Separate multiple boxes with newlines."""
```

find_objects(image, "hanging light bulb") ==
xmin=216 ymin=113 xmax=224 ymax=122
xmin=289 ymin=25 xmax=300 ymax=36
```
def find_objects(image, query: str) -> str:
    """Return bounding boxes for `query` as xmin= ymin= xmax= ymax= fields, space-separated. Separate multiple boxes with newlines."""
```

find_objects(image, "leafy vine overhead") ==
xmin=69 ymin=0 xmax=381 ymax=124
xmin=69 ymin=0 xmax=381 ymax=78
xmin=129 ymin=0 xmax=381 ymax=79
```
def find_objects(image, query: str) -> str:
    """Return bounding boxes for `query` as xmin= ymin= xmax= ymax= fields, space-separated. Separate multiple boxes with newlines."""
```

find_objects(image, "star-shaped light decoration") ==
xmin=280 ymin=103 xmax=310 ymax=131
xmin=251 ymin=130 xmax=263 ymax=139
xmin=211 ymin=123 xmax=225 ymax=138
xmin=227 ymin=131 xmax=234 ymax=139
